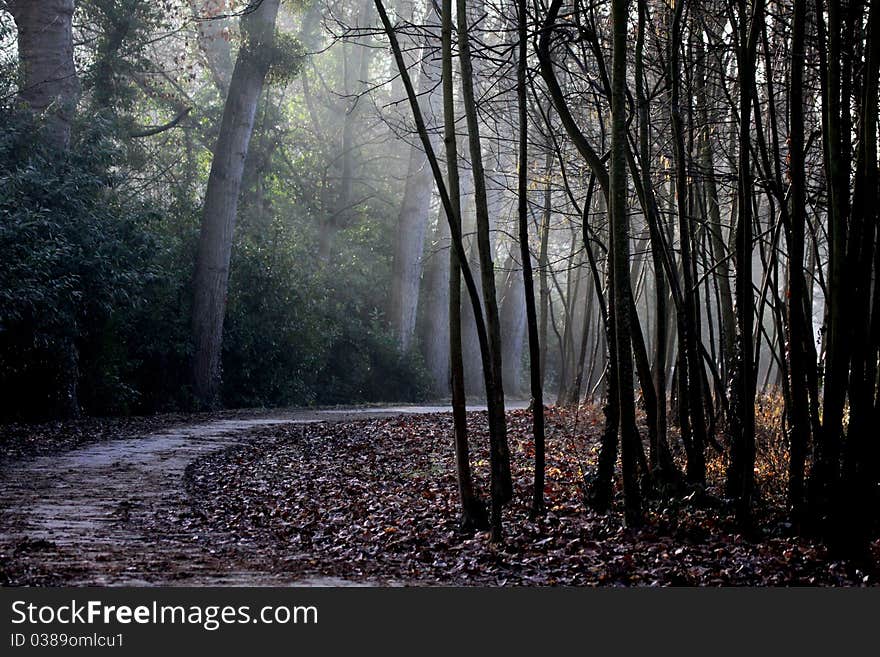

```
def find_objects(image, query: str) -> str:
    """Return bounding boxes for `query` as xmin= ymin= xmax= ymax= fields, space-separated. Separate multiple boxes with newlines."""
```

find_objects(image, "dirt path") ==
xmin=0 ymin=405 xmax=512 ymax=586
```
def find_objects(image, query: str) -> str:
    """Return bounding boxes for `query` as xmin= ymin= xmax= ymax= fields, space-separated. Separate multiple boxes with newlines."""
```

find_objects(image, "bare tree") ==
xmin=609 ymin=0 xmax=642 ymax=525
xmin=516 ymin=0 xmax=546 ymax=515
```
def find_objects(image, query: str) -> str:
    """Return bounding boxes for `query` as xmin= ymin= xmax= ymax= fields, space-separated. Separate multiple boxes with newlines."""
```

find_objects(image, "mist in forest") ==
xmin=0 ymin=0 xmax=598 ymax=415
xmin=1 ymin=0 xmax=879 ymax=552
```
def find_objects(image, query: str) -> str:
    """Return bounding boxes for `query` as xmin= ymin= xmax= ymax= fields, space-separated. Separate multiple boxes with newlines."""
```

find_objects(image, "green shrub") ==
xmin=0 ymin=101 xmax=430 ymax=418
xmin=0 ymin=112 xmax=160 ymax=417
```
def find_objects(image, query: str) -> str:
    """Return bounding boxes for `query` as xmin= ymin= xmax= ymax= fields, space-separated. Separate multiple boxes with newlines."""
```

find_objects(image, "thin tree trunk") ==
xmin=784 ymin=0 xmax=812 ymax=520
xmin=669 ymin=0 xmax=707 ymax=486
xmin=694 ymin=35 xmax=735 ymax=383
xmin=610 ymin=0 xmax=642 ymax=526
xmin=726 ymin=0 xmax=762 ymax=527
xmin=636 ymin=0 xmax=678 ymax=485
xmin=442 ymin=0 xmax=487 ymax=532
xmin=375 ymin=0 xmax=510 ymax=540
xmin=455 ymin=0 xmax=513 ymax=540
xmin=419 ymin=213 xmax=451 ymax=392
xmin=570 ymin=285 xmax=596 ymax=407
xmin=538 ymin=150 xmax=553 ymax=384
xmin=500 ymin=255 xmax=527 ymax=396
xmin=516 ymin=0 xmax=546 ymax=515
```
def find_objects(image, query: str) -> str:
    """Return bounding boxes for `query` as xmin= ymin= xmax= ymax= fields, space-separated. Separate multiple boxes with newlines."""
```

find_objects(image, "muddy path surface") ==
xmin=0 ymin=405 xmax=521 ymax=586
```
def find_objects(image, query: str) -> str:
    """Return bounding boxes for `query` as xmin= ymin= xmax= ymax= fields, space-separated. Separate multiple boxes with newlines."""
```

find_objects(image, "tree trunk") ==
xmin=669 ymin=0 xmax=707 ymax=486
xmin=499 ymin=256 xmax=527 ymax=396
xmin=610 ymin=0 xmax=642 ymax=526
xmin=784 ymin=0 xmax=813 ymax=521
xmin=9 ymin=0 xmax=80 ymax=150
xmin=419 ymin=213 xmax=451 ymax=393
xmin=191 ymin=0 xmax=281 ymax=408
xmin=442 ymin=0 xmax=487 ymax=532
xmin=636 ymin=0 xmax=676 ymax=485
xmin=694 ymin=36 xmax=735 ymax=383
xmin=837 ymin=0 xmax=879 ymax=560
xmin=9 ymin=0 xmax=80 ymax=415
xmin=580 ymin=183 xmax=621 ymax=512
xmin=516 ymin=0 xmax=546 ymax=515
xmin=389 ymin=0 xmax=441 ymax=351
xmin=320 ymin=0 xmax=372 ymax=259
xmin=375 ymin=0 xmax=510 ymax=540
xmin=538 ymin=150 xmax=553 ymax=384
xmin=726 ymin=0 xmax=761 ymax=527
xmin=808 ymin=0 xmax=847 ymax=527
xmin=455 ymin=0 xmax=513 ymax=540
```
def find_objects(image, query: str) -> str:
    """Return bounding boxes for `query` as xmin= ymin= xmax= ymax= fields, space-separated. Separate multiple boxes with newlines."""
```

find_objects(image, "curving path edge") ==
xmin=0 ymin=406 xmax=505 ymax=586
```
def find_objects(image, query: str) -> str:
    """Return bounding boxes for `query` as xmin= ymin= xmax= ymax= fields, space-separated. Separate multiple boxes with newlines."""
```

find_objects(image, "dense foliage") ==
xmin=0 ymin=113 xmax=160 ymax=416
xmin=0 ymin=2 xmax=429 ymax=419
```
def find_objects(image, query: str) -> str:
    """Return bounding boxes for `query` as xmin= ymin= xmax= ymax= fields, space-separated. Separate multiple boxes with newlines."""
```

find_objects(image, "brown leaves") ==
xmin=184 ymin=408 xmax=877 ymax=586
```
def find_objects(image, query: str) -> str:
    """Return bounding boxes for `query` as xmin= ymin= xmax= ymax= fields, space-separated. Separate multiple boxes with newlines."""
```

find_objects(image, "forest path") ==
xmin=0 ymin=404 xmax=523 ymax=586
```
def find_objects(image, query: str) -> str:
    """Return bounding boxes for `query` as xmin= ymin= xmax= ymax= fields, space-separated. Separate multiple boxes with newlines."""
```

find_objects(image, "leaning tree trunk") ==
xmin=191 ymin=0 xmax=281 ymax=409
xmin=8 ymin=0 xmax=80 ymax=150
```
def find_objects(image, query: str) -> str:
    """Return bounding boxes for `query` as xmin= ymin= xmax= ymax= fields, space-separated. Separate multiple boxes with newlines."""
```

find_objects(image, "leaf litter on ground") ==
xmin=184 ymin=407 xmax=878 ymax=586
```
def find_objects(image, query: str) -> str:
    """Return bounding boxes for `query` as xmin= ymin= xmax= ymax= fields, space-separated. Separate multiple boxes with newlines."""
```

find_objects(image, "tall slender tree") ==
xmin=442 ymin=0 xmax=488 ymax=532
xmin=374 ymin=0 xmax=512 ymax=540
xmin=455 ymin=0 xmax=514 ymax=532
xmin=610 ymin=0 xmax=642 ymax=525
xmin=516 ymin=0 xmax=546 ymax=516
xmin=668 ymin=0 xmax=707 ymax=486
xmin=726 ymin=0 xmax=762 ymax=527
xmin=784 ymin=0 xmax=813 ymax=519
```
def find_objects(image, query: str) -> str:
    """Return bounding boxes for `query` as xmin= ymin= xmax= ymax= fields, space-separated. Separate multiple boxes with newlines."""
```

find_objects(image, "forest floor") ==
xmin=1 ymin=405 xmax=877 ymax=586
xmin=0 ymin=405 xmax=500 ymax=585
